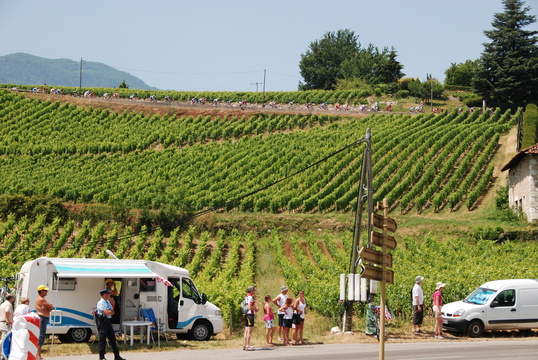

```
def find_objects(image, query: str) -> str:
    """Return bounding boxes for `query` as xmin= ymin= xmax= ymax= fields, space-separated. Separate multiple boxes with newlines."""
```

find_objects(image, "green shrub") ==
xmin=463 ymin=96 xmax=483 ymax=108
xmin=394 ymin=90 xmax=410 ymax=99
xmin=0 ymin=194 xmax=67 ymax=222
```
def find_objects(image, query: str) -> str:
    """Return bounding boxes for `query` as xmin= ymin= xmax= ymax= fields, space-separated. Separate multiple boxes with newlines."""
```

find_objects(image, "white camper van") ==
xmin=15 ymin=257 xmax=223 ymax=343
xmin=441 ymin=279 xmax=538 ymax=337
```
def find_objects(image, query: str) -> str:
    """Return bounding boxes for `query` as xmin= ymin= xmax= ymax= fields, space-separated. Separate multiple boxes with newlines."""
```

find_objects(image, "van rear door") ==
xmin=518 ymin=288 xmax=538 ymax=330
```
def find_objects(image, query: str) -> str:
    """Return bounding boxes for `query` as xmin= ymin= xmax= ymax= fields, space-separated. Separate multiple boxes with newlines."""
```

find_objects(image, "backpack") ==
xmin=240 ymin=298 xmax=249 ymax=315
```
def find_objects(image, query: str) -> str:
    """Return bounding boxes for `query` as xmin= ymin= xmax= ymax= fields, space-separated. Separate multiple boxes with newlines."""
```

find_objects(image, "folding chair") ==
xmin=140 ymin=308 xmax=167 ymax=346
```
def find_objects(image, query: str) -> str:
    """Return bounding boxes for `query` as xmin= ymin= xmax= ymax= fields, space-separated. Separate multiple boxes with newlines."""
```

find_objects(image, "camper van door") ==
xmin=177 ymin=277 xmax=200 ymax=328
xmin=122 ymin=278 xmax=141 ymax=321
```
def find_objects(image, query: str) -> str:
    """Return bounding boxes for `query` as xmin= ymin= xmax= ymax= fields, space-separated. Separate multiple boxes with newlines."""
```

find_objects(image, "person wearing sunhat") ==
xmin=433 ymin=282 xmax=446 ymax=339
xmin=412 ymin=276 xmax=424 ymax=334
xmin=97 ymin=288 xmax=125 ymax=360
xmin=35 ymin=285 xmax=53 ymax=360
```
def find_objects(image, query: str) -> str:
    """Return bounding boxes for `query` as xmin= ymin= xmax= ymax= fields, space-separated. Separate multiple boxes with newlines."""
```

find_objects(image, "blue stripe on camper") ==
xmin=49 ymin=316 xmax=93 ymax=327
xmin=176 ymin=316 xmax=202 ymax=329
xmin=54 ymin=307 xmax=94 ymax=321
xmin=51 ymin=261 xmax=155 ymax=277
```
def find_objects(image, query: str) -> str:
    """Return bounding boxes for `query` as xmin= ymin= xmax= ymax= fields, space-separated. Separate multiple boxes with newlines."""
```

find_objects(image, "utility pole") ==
xmin=344 ymin=128 xmax=372 ymax=331
xmin=250 ymin=82 xmax=263 ymax=92
xmin=429 ymin=74 xmax=433 ymax=112
xmin=262 ymin=69 xmax=266 ymax=105
xmin=79 ymin=58 xmax=84 ymax=90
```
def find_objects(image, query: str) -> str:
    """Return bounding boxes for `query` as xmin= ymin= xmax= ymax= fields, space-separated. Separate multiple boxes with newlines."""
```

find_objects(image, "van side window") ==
xmin=140 ymin=278 xmax=156 ymax=292
xmin=52 ymin=273 xmax=76 ymax=291
xmin=493 ymin=289 xmax=515 ymax=306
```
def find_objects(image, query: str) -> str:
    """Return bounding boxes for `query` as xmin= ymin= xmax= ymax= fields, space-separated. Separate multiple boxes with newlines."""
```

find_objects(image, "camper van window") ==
xmin=52 ymin=274 xmax=76 ymax=291
xmin=140 ymin=278 xmax=156 ymax=292
xmin=181 ymin=278 xmax=201 ymax=303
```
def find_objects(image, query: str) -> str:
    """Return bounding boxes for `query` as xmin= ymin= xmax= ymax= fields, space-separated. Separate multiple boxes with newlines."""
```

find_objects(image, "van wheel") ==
xmin=188 ymin=320 xmax=212 ymax=341
xmin=467 ymin=320 xmax=484 ymax=337
xmin=62 ymin=328 xmax=92 ymax=343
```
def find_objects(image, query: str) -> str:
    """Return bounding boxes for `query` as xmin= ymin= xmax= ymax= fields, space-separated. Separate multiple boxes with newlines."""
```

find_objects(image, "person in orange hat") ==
xmin=36 ymin=285 xmax=53 ymax=360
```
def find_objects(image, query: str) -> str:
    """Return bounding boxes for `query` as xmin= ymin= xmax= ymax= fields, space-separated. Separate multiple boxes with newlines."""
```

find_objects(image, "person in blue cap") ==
xmin=97 ymin=289 xmax=125 ymax=360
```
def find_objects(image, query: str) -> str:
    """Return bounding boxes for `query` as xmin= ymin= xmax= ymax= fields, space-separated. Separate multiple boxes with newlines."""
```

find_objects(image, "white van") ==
xmin=441 ymin=279 xmax=538 ymax=337
xmin=15 ymin=257 xmax=223 ymax=343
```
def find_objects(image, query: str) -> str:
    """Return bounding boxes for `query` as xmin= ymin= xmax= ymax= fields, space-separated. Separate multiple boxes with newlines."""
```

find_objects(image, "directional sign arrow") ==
xmin=371 ymin=231 xmax=397 ymax=251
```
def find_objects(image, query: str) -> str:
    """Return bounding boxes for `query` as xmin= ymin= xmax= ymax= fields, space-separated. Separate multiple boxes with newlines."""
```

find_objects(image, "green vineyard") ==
xmin=0 ymin=89 xmax=535 ymax=330
xmin=0 ymin=91 xmax=520 ymax=214
xmin=1 ymin=213 xmax=538 ymax=326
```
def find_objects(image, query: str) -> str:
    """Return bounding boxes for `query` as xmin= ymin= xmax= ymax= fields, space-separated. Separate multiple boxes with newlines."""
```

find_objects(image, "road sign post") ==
xmin=359 ymin=198 xmax=397 ymax=360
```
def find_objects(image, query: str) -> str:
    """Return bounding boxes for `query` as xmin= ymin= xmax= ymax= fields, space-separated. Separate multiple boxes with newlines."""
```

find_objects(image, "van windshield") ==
xmin=464 ymin=287 xmax=497 ymax=305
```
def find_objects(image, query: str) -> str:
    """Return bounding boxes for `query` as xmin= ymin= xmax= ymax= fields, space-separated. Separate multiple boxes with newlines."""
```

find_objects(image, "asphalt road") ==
xmin=48 ymin=340 xmax=538 ymax=360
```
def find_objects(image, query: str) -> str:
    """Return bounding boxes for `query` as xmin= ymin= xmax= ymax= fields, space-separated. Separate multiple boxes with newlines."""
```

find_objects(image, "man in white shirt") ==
xmin=0 ymin=294 xmax=14 ymax=340
xmin=412 ymin=276 xmax=424 ymax=333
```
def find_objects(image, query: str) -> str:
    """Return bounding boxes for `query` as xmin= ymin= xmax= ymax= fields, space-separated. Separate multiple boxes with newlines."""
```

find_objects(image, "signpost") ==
xmin=359 ymin=198 xmax=397 ymax=360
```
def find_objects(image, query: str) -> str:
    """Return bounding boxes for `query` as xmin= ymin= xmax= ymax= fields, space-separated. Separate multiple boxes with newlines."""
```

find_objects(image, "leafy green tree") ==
xmin=377 ymin=47 xmax=405 ymax=84
xmin=299 ymin=29 xmax=360 ymax=90
xmin=408 ymin=77 xmax=444 ymax=100
xmin=473 ymin=0 xmax=538 ymax=103
xmin=340 ymin=44 xmax=385 ymax=85
xmin=445 ymin=60 xmax=479 ymax=87
xmin=118 ymin=80 xmax=129 ymax=89
xmin=299 ymin=30 xmax=404 ymax=90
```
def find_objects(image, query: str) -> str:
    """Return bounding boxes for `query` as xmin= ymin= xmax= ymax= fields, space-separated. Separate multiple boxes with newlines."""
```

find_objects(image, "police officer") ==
xmin=97 ymin=289 xmax=125 ymax=360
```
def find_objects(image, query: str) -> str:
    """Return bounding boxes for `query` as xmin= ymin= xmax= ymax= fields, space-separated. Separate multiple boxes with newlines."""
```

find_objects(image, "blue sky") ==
xmin=1 ymin=0 xmax=537 ymax=92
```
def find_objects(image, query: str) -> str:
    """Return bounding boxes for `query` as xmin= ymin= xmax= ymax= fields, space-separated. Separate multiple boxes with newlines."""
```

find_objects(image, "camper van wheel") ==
xmin=188 ymin=320 xmax=212 ymax=341
xmin=62 ymin=328 xmax=92 ymax=343
xmin=467 ymin=320 xmax=484 ymax=338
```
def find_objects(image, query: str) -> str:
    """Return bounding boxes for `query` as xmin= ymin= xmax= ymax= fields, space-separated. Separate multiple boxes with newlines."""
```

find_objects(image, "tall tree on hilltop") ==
xmin=445 ymin=60 xmax=479 ymax=87
xmin=473 ymin=0 xmax=538 ymax=103
xmin=377 ymin=47 xmax=405 ymax=84
xmin=299 ymin=30 xmax=404 ymax=90
xmin=340 ymin=44 xmax=387 ymax=85
xmin=299 ymin=29 xmax=359 ymax=90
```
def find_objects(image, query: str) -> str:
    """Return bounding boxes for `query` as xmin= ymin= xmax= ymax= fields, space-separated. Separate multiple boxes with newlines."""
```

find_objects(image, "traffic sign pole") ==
xmin=379 ymin=198 xmax=388 ymax=360
xmin=359 ymin=198 xmax=397 ymax=360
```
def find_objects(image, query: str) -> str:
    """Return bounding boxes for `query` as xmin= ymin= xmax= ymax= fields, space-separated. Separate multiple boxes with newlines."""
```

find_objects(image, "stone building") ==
xmin=500 ymin=143 xmax=538 ymax=222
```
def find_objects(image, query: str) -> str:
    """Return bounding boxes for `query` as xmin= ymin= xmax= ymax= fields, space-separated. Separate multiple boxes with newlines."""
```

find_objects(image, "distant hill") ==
xmin=0 ymin=53 xmax=158 ymax=90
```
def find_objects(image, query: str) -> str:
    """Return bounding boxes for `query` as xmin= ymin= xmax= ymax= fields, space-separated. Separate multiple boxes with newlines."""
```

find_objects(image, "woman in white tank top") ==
xmin=292 ymin=290 xmax=307 ymax=345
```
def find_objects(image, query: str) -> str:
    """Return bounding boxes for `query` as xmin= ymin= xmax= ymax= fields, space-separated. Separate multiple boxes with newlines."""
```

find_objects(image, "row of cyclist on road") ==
xmin=33 ymin=86 xmax=437 ymax=113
